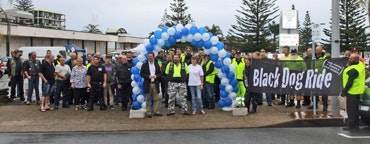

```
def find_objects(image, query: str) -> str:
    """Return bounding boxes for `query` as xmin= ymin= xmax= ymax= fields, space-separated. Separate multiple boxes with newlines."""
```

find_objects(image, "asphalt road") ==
xmin=0 ymin=127 xmax=369 ymax=144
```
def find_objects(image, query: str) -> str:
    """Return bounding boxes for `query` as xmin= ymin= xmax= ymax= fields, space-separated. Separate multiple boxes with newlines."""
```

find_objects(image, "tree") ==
xmin=0 ymin=0 xmax=14 ymax=56
xmin=167 ymin=0 xmax=194 ymax=26
xmin=228 ymin=0 xmax=279 ymax=52
xmin=205 ymin=24 xmax=224 ymax=41
xmin=83 ymin=24 xmax=102 ymax=34
xmin=13 ymin=0 xmax=34 ymax=11
xmin=323 ymin=0 xmax=369 ymax=52
xmin=268 ymin=21 xmax=279 ymax=52
xmin=158 ymin=9 xmax=172 ymax=28
xmin=358 ymin=0 xmax=370 ymax=26
xmin=299 ymin=11 xmax=312 ymax=50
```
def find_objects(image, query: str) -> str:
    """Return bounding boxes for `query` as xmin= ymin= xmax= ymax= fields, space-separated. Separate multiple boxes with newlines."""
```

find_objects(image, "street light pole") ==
xmin=331 ymin=0 xmax=341 ymax=117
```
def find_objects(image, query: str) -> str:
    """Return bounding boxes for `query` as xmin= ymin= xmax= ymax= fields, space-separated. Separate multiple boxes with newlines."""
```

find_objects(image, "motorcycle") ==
xmin=360 ymin=78 xmax=370 ymax=126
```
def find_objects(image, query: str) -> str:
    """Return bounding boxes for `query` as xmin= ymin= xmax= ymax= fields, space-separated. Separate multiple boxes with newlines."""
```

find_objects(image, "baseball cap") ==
xmin=291 ymin=49 xmax=297 ymax=53
xmin=236 ymin=50 xmax=241 ymax=54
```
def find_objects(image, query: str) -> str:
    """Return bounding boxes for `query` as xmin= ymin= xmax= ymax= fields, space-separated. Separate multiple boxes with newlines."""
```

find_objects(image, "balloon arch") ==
xmin=130 ymin=24 xmax=238 ymax=111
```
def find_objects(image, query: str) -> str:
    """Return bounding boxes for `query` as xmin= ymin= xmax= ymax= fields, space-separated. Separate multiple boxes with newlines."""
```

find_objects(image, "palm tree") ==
xmin=83 ymin=24 xmax=102 ymax=34
xmin=205 ymin=24 xmax=224 ymax=41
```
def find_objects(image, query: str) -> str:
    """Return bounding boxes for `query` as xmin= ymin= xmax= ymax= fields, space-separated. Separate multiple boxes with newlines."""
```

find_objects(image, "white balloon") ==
xmin=232 ymin=101 xmax=238 ymax=108
xmin=228 ymin=92 xmax=237 ymax=100
xmin=221 ymin=78 xmax=229 ymax=86
xmin=154 ymin=45 xmax=162 ymax=52
xmin=137 ymin=44 xmax=145 ymax=53
xmin=223 ymin=58 xmax=232 ymax=66
xmin=176 ymin=24 xmax=184 ymax=31
xmin=137 ymin=95 xmax=145 ymax=103
xmin=210 ymin=46 xmax=218 ymax=54
xmin=217 ymin=72 xmax=225 ymax=79
xmin=161 ymin=32 xmax=169 ymax=40
xmin=131 ymin=81 xmax=138 ymax=87
xmin=204 ymin=48 xmax=211 ymax=55
xmin=229 ymin=64 xmax=236 ymax=72
xmin=141 ymin=102 xmax=146 ymax=109
xmin=138 ymin=54 xmax=146 ymax=62
xmin=193 ymin=33 xmax=202 ymax=41
xmin=143 ymin=39 xmax=150 ymax=45
xmin=136 ymin=62 xmax=143 ymax=69
xmin=131 ymin=74 xmax=135 ymax=81
xmin=202 ymin=33 xmax=210 ymax=41
xmin=218 ymin=49 xmax=227 ymax=58
xmin=157 ymin=39 xmax=164 ymax=47
xmin=180 ymin=36 xmax=187 ymax=43
xmin=185 ymin=24 xmax=192 ymax=29
xmin=133 ymin=87 xmax=141 ymax=94
xmin=210 ymin=36 xmax=219 ymax=45
xmin=225 ymin=85 xmax=233 ymax=93
xmin=153 ymin=51 xmax=158 ymax=57
xmin=186 ymin=34 xmax=193 ymax=42
xmin=168 ymin=27 xmax=176 ymax=35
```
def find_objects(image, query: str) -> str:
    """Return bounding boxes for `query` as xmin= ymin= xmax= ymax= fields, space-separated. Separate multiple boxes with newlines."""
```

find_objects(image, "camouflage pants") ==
xmin=167 ymin=82 xmax=188 ymax=113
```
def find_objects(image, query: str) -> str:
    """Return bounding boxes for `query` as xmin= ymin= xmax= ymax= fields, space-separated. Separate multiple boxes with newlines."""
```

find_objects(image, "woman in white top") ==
xmin=188 ymin=56 xmax=205 ymax=115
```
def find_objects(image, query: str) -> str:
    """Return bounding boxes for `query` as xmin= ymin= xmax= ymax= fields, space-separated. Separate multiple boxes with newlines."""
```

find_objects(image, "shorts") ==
xmin=23 ymin=78 xmax=28 ymax=89
xmin=42 ymin=82 xmax=54 ymax=97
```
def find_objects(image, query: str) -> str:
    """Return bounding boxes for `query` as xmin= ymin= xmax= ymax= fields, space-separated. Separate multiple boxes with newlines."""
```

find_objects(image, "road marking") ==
xmin=338 ymin=133 xmax=370 ymax=139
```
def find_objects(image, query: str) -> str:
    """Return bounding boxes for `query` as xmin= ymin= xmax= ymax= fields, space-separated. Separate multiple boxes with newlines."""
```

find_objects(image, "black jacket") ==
xmin=140 ymin=61 xmax=161 ymax=94
xmin=116 ymin=63 xmax=132 ymax=84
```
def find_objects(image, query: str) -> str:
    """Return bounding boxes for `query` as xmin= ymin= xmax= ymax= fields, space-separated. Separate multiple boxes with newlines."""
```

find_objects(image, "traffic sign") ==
xmin=312 ymin=24 xmax=321 ymax=42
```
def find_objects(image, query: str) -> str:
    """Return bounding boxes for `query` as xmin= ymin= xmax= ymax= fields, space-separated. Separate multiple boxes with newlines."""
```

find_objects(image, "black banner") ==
xmin=248 ymin=58 xmax=348 ymax=95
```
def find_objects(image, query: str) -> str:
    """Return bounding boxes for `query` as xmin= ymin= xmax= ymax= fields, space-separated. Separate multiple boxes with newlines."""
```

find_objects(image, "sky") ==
xmin=1 ymin=0 xmax=332 ymax=38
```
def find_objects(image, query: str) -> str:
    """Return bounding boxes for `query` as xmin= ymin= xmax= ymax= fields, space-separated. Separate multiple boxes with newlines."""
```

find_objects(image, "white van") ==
xmin=18 ymin=46 xmax=68 ymax=61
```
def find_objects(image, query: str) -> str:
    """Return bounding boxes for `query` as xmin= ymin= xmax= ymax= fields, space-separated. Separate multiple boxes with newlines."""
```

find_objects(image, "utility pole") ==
xmin=331 ymin=0 xmax=340 ymax=117
xmin=0 ymin=7 xmax=11 ymax=56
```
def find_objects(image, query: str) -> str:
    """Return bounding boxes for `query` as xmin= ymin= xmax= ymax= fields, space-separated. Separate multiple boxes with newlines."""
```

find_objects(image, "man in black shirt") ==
xmin=39 ymin=54 xmax=55 ymax=112
xmin=87 ymin=56 xmax=107 ymax=111
xmin=7 ymin=49 xmax=24 ymax=101
xmin=116 ymin=55 xmax=132 ymax=111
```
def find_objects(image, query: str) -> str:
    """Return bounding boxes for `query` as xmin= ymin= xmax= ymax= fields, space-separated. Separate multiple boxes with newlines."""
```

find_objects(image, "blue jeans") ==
xmin=42 ymin=82 xmax=54 ymax=97
xmin=27 ymin=76 xmax=40 ymax=101
xmin=189 ymin=86 xmax=203 ymax=112
xmin=266 ymin=93 xmax=273 ymax=105
xmin=203 ymin=83 xmax=214 ymax=108
xmin=54 ymin=80 xmax=68 ymax=106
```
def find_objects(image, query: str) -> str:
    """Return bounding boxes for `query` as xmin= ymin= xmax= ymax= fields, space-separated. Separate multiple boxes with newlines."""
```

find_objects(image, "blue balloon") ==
xmin=168 ymin=36 xmax=176 ymax=44
xmin=133 ymin=58 xmax=139 ymax=65
xmin=175 ymin=31 xmax=182 ymax=39
xmin=190 ymin=26 xmax=198 ymax=34
xmin=164 ymin=41 xmax=171 ymax=47
xmin=233 ymin=86 xmax=239 ymax=93
xmin=134 ymin=74 xmax=141 ymax=82
xmin=215 ymin=60 xmax=222 ymax=68
xmin=204 ymin=41 xmax=212 ymax=49
xmin=138 ymin=81 xmax=144 ymax=87
xmin=154 ymin=30 xmax=162 ymax=39
xmin=181 ymin=28 xmax=189 ymax=36
xmin=208 ymin=32 xmax=214 ymax=38
xmin=216 ymin=42 xmax=224 ymax=50
xmin=199 ymin=27 xmax=207 ymax=34
xmin=132 ymin=94 xmax=138 ymax=101
xmin=224 ymin=98 xmax=232 ymax=106
xmin=220 ymin=90 xmax=228 ymax=98
xmin=162 ymin=26 xmax=169 ymax=32
xmin=219 ymin=84 xmax=225 ymax=90
xmin=130 ymin=67 xmax=139 ymax=74
xmin=133 ymin=101 xmax=142 ymax=110
xmin=210 ymin=54 xmax=218 ymax=61
xmin=150 ymin=37 xmax=158 ymax=45
xmin=218 ymin=99 xmax=225 ymax=108
xmin=222 ymin=65 xmax=230 ymax=73
xmin=146 ymin=44 xmax=154 ymax=52
xmin=191 ymin=40 xmax=197 ymax=46
xmin=222 ymin=52 xmax=231 ymax=60
xmin=230 ymin=79 xmax=238 ymax=87
xmin=227 ymin=72 xmax=235 ymax=80
xmin=196 ymin=40 xmax=204 ymax=48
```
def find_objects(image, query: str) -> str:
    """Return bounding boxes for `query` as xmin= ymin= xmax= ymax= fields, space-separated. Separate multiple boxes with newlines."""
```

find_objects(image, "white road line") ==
xmin=338 ymin=133 xmax=370 ymax=139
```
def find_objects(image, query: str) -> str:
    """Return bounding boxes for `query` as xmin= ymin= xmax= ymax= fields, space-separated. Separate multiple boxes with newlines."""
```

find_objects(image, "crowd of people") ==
xmin=4 ymin=45 xmax=365 ymax=130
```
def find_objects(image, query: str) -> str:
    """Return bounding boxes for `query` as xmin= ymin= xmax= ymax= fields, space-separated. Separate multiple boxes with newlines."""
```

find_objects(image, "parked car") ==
xmin=361 ymin=78 xmax=370 ymax=126
xmin=0 ymin=56 xmax=9 ymax=78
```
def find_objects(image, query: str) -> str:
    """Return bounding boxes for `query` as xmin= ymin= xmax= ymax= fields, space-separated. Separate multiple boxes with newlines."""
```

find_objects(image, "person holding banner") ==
xmin=341 ymin=54 xmax=365 ymax=131
xmin=278 ymin=46 xmax=290 ymax=105
xmin=284 ymin=49 xmax=307 ymax=108
xmin=308 ymin=45 xmax=328 ymax=111
xmin=232 ymin=50 xmax=246 ymax=107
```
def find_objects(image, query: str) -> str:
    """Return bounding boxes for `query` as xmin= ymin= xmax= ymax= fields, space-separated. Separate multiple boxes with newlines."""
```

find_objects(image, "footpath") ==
xmin=0 ymin=98 xmax=346 ymax=133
